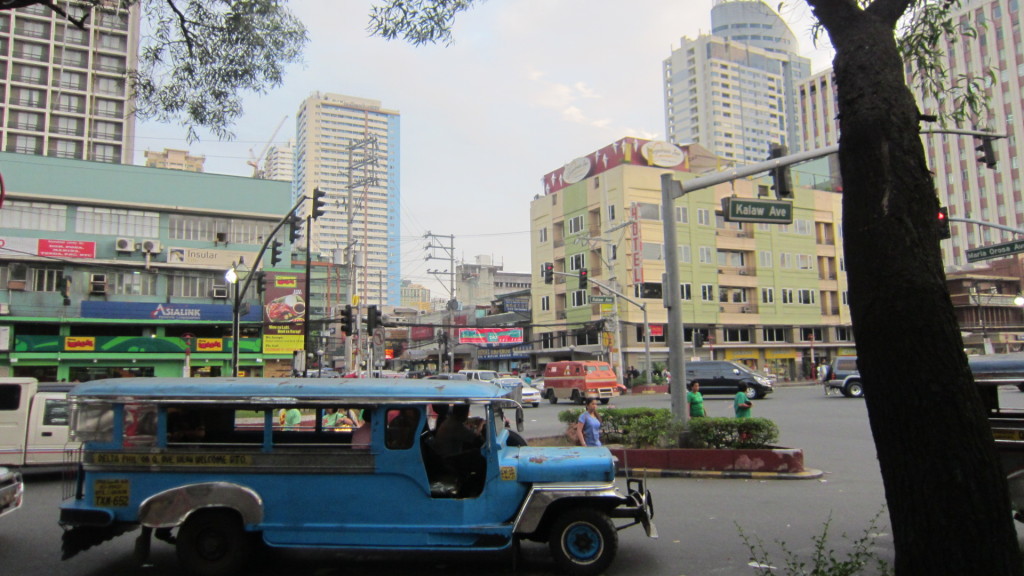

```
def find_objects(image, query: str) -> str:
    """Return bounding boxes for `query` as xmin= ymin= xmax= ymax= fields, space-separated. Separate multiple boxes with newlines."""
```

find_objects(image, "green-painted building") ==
xmin=0 ymin=152 xmax=304 ymax=380
xmin=530 ymin=138 xmax=855 ymax=382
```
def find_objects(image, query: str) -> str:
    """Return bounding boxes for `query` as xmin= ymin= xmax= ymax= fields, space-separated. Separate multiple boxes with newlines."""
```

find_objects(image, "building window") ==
xmin=0 ymin=200 xmax=66 ymax=231
xmin=636 ymin=325 xmax=666 ymax=343
xmin=92 ymin=143 xmax=118 ymax=162
xmin=796 ymin=254 xmax=814 ymax=270
xmin=607 ymin=204 xmax=616 ymax=222
xmin=801 ymin=327 xmax=825 ymax=342
xmin=761 ymin=287 xmax=774 ymax=303
xmin=680 ymin=283 xmax=692 ymax=300
xmin=835 ymin=326 xmax=853 ymax=341
xmin=52 ymin=140 xmax=80 ymax=159
xmin=538 ymin=227 xmax=548 ymax=243
xmin=678 ymin=244 xmax=691 ymax=263
xmin=676 ymin=206 xmax=689 ymax=223
xmin=169 ymin=273 xmax=215 ymax=298
xmin=642 ymin=242 xmax=664 ymax=260
xmin=11 ymin=134 xmax=41 ymax=154
xmin=635 ymin=282 xmax=662 ymax=300
xmin=798 ymin=289 xmax=817 ymax=304
xmin=32 ymin=268 xmax=63 ymax=292
xmin=781 ymin=288 xmax=794 ymax=304
xmin=112 ymin=271 xmax=158 ymax=296
xmin=75 ymin=206 xmax=159 ymax=237
xmin=699 ymin=246 xmax=713 ymax=264
xmin=540 ymin=296 xmax=550 ymax=311
xmin=570 ymin=290 xmax=587 ymax=307
xmin=759 ymin=250 xmax=773 ymax=268
xmin=762 ymin=327 xmax=787 ymax=342
xmin=722 ymin=328 xmax=750 ymax=342
xmin=568 ymin=253 xmax=585 ymax=271
xmin=568 ymin=215 xmax=585 ymax=234
xmin=697 ymin=209 xmax=711 ymax=226
xmin=637 ymin=203 xmax=660 ymax=220
xmin=701 ymin=284 xmax=715 ymax=301
xmin=780 ymin=252 xmax=793 ymax=268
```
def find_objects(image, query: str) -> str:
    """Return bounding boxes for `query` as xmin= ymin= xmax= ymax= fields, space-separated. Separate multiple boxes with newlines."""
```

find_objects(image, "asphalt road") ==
xmin=5 ymin=385 xmax=1024 ymax=575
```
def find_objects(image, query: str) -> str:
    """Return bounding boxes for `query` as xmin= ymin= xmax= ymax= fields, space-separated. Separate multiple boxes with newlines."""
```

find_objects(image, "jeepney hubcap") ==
xmin=196 ymin=527 xmax=229 ymax=560
xmin=564 ymin=521 xmax=602 ymax=563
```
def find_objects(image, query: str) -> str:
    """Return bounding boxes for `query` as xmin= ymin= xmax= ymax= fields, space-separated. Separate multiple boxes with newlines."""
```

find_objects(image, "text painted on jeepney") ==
xmin=93 ymin=479 xmax=129 ymax=507
xmin=91 ymin=453 xmax=254 ymax=466
xmin=500 ymin=465 xmax=517 ymax=481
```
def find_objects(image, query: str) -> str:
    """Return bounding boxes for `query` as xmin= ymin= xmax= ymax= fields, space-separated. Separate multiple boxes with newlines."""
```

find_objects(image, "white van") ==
xmin=0 ymin=378 xmax=77 ymax=467
xmin=458 ymin=369 xmax=499 ymax=382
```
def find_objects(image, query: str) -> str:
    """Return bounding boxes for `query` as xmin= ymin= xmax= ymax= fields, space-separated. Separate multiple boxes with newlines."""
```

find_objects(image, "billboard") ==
xmin=262 ymin=272 xmax=306 ymax=354
xmin=458 ymin=328 xmax=524 ymax=345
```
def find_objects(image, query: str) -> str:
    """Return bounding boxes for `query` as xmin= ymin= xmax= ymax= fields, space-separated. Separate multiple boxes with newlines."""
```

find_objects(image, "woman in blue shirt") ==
xmin=576 ymin=398 xmax=602 ymax=447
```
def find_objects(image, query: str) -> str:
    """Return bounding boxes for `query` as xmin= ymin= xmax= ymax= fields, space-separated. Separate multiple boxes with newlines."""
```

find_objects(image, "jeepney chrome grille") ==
xmin=62 ymin=446 xmax=84 ymax=501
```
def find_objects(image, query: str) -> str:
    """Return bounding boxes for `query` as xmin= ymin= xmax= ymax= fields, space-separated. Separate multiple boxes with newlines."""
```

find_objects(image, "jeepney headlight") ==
xmin=70 ymin=403 xmax=114 ymax=443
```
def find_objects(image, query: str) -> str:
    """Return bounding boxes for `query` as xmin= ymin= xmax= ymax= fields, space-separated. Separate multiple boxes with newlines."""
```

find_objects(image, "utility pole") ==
xmin=343 ymin=136 xmax=379 ymax=374
xmin=425 ymin=232 xmax=457 ymax=372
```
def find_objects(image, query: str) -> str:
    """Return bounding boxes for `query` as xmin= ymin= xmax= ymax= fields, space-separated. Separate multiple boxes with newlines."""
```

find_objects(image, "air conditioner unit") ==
xmin=742 ymin=306 xmax=751 ymax=313
xmin=215 ymin=232 xmax=228 ymax=243
xmin=89 ymin=273 xmax=107 ymax=294
xmin=211 ymin=286 xmax=229 ymax=299
xmin=115 ymin=237 xmax=135 ymax=252
xmin=141 ymin=239 xmax=162 ymax=254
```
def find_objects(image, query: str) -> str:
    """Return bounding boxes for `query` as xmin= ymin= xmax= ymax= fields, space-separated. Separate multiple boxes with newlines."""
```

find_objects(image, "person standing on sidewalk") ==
xmin=734 ymin=386 xmax=753 ymax=418
xmin=576 ymin=398 xmax=602 ymax=447
xmin=687 ymin=382 xmax=706 ymax=417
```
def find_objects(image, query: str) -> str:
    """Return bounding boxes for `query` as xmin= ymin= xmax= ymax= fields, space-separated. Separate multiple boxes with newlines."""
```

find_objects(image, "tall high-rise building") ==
xmin=793 ymin=0 xmax=1024 ymax=270
xmin=293 ymin=92 xmax=401 ymax=306
xmin=262 ymin=139 xmax=294 ymax=182
xmin=663 ymin=0 xmax=810 ymax=165
xmin=0 ymin=3 xmax=139 ymax=163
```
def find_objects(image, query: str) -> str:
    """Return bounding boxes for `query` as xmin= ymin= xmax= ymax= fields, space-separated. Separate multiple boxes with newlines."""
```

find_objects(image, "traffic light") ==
xmin=270 ymin=240 xmax=283 ymax=266
xmin=578 ymin=268 xmax=588 ymax=289
xmin=366 ymin=305 xmax=382 ymax=333
xmin=694 ymin=332 xmax=704 ymax=348
xmin=543 ymin=262 xmax=554 ymax=284
xmin=340 ymin=305 xmax=354 ymax=336
xmin=312 ymin=187 xmax=328 ymax=219
xmin=976 ymin=136 xmax=997 ymax=169
xmin=288 ymin=213 xmax=303 ymax=243
xmin=768 ymin=143 xmax=793 ymax=199
xmin=937 ymin=206 xmax=951 ymax=240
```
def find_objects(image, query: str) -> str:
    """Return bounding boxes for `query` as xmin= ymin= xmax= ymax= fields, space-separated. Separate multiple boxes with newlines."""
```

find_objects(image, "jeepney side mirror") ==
xmin=516 ymin=407 xmax=524 ymax=432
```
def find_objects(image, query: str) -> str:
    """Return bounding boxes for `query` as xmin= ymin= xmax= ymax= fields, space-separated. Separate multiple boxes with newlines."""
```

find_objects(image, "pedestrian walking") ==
xmin=734 ymin=386 xmax=752 ymax=418
xmin=687 ymin=382 xmax=706 ymax=417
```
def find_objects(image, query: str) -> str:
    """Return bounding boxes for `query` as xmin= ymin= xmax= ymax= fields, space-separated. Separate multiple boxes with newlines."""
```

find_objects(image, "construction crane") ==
xmin=247 ymin=115 xmax=288 ymax=178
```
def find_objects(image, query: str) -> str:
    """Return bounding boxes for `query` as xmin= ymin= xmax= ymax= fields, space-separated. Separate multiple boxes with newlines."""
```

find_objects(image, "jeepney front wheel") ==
xmin=176 ymin=509 xmax=252 ymax=576
xmin=548 ymin=507 xmax=618 ymax=576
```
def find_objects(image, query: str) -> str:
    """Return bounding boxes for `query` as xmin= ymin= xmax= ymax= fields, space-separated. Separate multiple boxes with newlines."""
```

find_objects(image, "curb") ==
xmin=617 ymin=467 xmax=824 ymax=480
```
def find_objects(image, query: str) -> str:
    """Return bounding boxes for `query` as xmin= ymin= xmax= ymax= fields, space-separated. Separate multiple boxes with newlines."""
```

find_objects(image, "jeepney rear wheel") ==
xmin=571 ymin=390 xmax=583 ymax=405
xmin=548 ymin=507 xmax=618 ymax=576
xmin=548 ymin=389 xmax=559 ymax=404
xmin=599 ymin=398 xmax=610 ymax=405
xmin=176 ymin=509 xmax=252 ymax=576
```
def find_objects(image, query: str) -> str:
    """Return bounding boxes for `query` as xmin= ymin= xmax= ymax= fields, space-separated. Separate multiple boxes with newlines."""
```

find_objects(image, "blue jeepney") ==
xmin=59 ymin=377 xmax=655 ymax=576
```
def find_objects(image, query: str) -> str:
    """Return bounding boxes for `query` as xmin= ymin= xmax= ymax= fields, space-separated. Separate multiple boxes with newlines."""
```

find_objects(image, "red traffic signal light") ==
xmin=578 ymin=268 xmax=588 ymax=289
xmin=543 ymin=262 xmax=554 ymax=284
xmin=937 ymin=206 xmax=951 ymax=240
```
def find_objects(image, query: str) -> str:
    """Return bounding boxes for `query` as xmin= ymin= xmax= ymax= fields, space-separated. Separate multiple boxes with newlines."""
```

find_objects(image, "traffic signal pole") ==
xmin=585 ymin=277 xmax=653 ymax=388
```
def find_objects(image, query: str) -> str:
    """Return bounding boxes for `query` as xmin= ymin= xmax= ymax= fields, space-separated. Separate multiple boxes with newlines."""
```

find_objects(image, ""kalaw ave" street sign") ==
xmin=721 ymin=197 xmax=793 ymax=224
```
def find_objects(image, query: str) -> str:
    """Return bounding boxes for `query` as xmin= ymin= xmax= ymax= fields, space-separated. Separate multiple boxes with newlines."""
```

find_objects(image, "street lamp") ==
xmin=225 ymin=258 xmax=249 ymax=377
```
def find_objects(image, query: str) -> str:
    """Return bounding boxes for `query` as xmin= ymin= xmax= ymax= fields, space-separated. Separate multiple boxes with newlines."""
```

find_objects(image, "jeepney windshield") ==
xmin=70 ymin=402 xmax=113 ymax=443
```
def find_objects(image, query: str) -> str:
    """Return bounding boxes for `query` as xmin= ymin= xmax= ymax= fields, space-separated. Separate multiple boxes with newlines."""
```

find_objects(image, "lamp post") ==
xmin=225 ymin=258 xmax=249 ymax=377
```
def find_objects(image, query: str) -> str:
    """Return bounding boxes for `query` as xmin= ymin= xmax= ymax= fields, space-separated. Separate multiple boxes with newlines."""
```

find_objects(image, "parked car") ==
xmin=425 ymin=373 xmax=468 ymax=380
xmin=458 ymin=369 xmax=499 ymax=382
xmin=0 ymin=466 xmax=23 ymax=519
xmin=493 ymin=377 xmax=541 ymax=407
xmin=823 ymin=356 xmax=863 ymax=397
xmin=684 ymin=361 xmax=774 ymax=399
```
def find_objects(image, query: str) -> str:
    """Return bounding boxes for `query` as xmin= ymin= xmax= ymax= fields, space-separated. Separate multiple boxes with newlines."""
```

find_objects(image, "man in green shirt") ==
xmin=734 ymin=388 xmax=752 ymax=418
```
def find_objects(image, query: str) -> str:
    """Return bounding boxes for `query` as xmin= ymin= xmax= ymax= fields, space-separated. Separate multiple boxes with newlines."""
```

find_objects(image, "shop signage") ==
xmin=82 ymin=301 xmax=261 ymax=322
xmin=65 ymin=337 xmax=96 ymax=351
xmin=262 ymin=272 xmax=306 ymax=355
xmin=458 ymin=328 xmax=524 ymax=345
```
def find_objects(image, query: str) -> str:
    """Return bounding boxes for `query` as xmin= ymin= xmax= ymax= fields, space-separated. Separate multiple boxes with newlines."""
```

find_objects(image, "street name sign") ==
xmin=966 ymin=240 xmax=1024 ymax=263
xmin=721 ymin=197 xmax=793 ymax=224
xmin=590 ymin=295 xmax=614 ymax=304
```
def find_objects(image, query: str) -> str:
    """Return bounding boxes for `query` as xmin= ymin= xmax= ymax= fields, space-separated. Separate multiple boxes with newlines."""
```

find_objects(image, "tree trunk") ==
xmin=805 ymin=0 xmax=1022 ymax=573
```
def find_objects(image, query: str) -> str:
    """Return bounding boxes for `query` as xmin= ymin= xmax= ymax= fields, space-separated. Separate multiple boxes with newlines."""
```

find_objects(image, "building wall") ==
xmin=0 ymin=3 xmax=139 ymax=164
xmin=0 ymin=153 xmax=296 ymax=381
xmin=531 ymin=138 xmax=852 ymax=381
xmin=144 ymin=148 xmax=205 ymax=172
xmin=293 ymin=92 xmax=401 ymax=307
xmin=263 ymin=139 xmax=294 ymax=182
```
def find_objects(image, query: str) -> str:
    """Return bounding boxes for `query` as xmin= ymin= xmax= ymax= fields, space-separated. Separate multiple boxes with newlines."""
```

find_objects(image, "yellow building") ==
xmin=530 ymin=137 xmax=853 ymax=382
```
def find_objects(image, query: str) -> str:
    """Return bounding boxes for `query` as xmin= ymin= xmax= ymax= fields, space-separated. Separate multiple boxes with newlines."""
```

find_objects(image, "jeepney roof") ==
xmin=969 ymin=353 xmax=1024 ymax=385
xmin=67 ymin=377 xmax=513 ymax=405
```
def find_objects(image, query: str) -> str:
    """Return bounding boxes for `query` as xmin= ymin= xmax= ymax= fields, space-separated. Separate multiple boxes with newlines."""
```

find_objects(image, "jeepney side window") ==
xmin=124 ymin=404 xmax=157 ymax=447
xmin=0 ymin=384 xmax=22 ymax=410
xmin=70 ymin=402 xmax=114 ymax=443
xmin=385 ymin=407 xmax=420 ymax=450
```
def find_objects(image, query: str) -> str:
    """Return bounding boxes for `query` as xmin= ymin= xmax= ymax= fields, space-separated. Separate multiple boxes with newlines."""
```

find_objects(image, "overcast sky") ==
xmin=134 ymin=0 xmax=834 ymax=299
